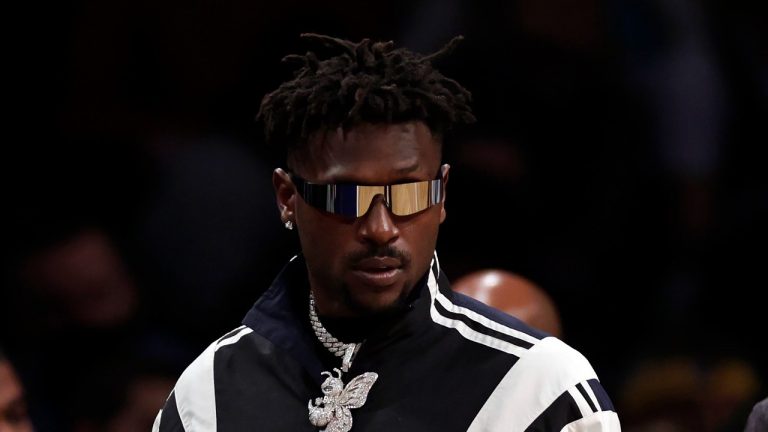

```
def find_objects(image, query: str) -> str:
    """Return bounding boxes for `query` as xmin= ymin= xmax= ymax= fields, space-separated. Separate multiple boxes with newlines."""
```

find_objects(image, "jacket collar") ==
xmin=242 ymin=254 xmax=443 ymax=383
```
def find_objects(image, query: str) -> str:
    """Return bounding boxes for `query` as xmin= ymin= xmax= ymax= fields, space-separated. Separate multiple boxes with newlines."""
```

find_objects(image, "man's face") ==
xmin=0 ymin=361 xmax=33 ymax=432
xmin=274 ymin=121 xmax=446 ymax=317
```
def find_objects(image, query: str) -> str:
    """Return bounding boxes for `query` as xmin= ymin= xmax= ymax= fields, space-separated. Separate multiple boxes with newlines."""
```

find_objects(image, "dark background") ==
xmin=3 ymin=0 xmax=766 ymax=430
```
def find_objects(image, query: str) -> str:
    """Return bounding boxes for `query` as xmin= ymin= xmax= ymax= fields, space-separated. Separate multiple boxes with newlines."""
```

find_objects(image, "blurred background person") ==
xmin=4 ymin=227 xmax=193 ymax=431
xmin=7 ymin=228 xmax=143 ymax=430
xmin=617 ymin=356 xmax=762 ymax=432
xmin=452 ymin=269 xmax=562 ymax=338
xmin=0 ymin=348 xmax=34 ymax=432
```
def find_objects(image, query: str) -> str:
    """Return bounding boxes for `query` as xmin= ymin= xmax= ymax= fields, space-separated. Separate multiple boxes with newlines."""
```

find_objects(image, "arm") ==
xmin=555 ymin=379 xmax=621 ymax=432
xmin=468 ymin=337 xmax=622 ymax=431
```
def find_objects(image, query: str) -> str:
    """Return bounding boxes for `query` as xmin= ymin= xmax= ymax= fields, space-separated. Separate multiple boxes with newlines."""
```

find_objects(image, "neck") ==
xmin=309 ymin=273 xmax=429 ymax=342
xmin=316 ymin=306 xmax=411 ymax=343
xmin=310 ymin=289 xmax=360 ymax=319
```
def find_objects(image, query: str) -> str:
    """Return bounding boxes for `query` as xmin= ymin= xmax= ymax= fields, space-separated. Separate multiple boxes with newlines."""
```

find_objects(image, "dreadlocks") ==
xmin=258 ymin=33 xmax=475 ymax=156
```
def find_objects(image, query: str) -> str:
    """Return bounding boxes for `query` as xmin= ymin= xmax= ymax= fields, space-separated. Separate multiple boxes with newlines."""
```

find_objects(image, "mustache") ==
xmin=345 ymin=245 xmax=410 ymax=267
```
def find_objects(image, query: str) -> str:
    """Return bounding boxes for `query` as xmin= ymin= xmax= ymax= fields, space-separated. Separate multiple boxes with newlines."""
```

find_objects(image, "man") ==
xmin=0 ymin=349 xmax=34 ymax=432
xmin=452 ymin=269 xmax=562 ymax=339
xmin=154 ymin=34 xmax=620 ymax=431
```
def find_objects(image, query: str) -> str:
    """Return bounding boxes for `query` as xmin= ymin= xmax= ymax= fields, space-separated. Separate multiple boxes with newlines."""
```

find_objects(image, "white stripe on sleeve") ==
xmin=174 ymin=341 xmax=218 ymax=431
xmin=427 ymin=271 xmax=530 ymax=357
xmin=152 ymin=409 xmax=162 ymax=432
xmin=215 ymin=326 xmax=252 ymax=352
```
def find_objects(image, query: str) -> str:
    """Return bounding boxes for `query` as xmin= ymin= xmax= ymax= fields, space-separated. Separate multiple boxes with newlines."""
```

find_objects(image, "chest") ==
xmin=215 ymin=330 xmax=516 ymax=431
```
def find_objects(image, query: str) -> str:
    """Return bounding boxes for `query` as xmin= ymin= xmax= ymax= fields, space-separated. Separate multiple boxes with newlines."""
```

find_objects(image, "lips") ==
xmin=355 ymin=257 xmax=402 ymax=271
xmin=351 ymin=257 xmax=403 ymax=287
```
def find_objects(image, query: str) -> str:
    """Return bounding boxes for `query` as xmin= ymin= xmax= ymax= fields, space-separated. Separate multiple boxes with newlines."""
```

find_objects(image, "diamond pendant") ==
xmin=308 ymin=368 xmax=378 ymax=432
xmin=307 ymin=293 xmax=377 ymax=431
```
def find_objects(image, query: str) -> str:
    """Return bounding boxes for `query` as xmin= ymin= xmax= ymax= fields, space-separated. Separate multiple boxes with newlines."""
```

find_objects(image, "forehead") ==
xmin=294 ymin=122 xmax=441 ymax=184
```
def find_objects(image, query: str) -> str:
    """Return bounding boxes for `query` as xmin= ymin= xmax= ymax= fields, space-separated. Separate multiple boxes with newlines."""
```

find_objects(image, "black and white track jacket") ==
xmin=154 ymin=254 xmax=621 ymax=431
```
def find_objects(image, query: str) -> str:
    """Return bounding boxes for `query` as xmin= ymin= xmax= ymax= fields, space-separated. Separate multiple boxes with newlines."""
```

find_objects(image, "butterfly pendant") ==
xmin=308 ymin=368 xmax=378 ymax=432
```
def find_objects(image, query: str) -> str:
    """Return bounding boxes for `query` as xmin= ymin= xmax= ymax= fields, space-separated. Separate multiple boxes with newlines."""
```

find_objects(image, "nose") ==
xmin=357 ymin=195 xmax=400 ymax=246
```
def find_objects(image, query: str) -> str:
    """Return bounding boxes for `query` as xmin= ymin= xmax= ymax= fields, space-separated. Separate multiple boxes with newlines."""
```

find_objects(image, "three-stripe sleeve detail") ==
xmin=426 ymin=257 xmax=539 ymax=357
xmin=526 ymin=380 xmax=621 ymax=431
xmin=466 ymin=337 xmax=600 ymax=431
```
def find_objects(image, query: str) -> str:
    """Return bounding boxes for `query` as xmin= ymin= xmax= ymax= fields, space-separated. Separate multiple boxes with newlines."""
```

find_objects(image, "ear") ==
xmin=440 ymin=164 xmax=450 ymax=224
xmin=273 ymin=168 xmax=296 ymax=225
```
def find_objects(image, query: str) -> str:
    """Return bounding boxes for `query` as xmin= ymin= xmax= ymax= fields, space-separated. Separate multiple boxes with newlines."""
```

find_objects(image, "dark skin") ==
xmin=273 ymin=121 xmax=448 ymax=318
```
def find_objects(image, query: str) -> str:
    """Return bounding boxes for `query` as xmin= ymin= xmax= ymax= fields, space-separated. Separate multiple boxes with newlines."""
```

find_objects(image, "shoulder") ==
xmin=450 ymin=291 xmax=597 ymax=393
xmin=466 ymin=333 xmax=621 ymax=431
xmin=176 ymin=325 xmax=256 ymax=396
xmin=449 ymin=290 xmax=550 ymax=340
xmin=432 ymin=267 xmax=594 ymax=374
xmin=438 ymin=291 xmax=620 ymax=431
xmin=428 ymin=271 xmax=547 ymax=359
xmin=153 ymin=326 xmax=255 ymax=432
xmin=176 ymin=325 xmax=256 ymax=400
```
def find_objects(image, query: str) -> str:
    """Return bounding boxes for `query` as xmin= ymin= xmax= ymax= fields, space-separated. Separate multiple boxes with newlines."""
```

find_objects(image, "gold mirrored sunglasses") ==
xmin=291 ymin=166 xmax=446 ymax=218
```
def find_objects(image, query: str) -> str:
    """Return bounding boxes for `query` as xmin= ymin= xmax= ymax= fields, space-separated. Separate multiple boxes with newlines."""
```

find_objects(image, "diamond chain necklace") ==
xmin=307 ymin=292 xmax=378 ymax=432
xmin=308 ymin=293 xmax=359 ymax=372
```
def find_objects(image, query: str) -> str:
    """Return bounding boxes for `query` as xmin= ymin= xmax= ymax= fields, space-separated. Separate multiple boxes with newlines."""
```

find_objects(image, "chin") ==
xmin=344 ymin=284 xmax=410 ymax=316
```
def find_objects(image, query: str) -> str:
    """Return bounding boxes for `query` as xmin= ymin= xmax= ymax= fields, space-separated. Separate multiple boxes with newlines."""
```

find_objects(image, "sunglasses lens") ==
xmin=295 ymin=177 xmax=443 ymax=218
xmin=390 ymin=181 xmax=430 ymax=216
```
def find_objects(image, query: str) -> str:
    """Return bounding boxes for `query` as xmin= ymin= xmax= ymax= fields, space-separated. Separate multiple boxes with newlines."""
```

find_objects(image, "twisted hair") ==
xmin=258 ymin=33 xmax=475 ymax=156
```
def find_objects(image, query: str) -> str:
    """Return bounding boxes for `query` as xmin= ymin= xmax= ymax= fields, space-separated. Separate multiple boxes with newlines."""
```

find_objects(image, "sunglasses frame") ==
xmin=290 ymin=167 xmax=447 ymax=218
